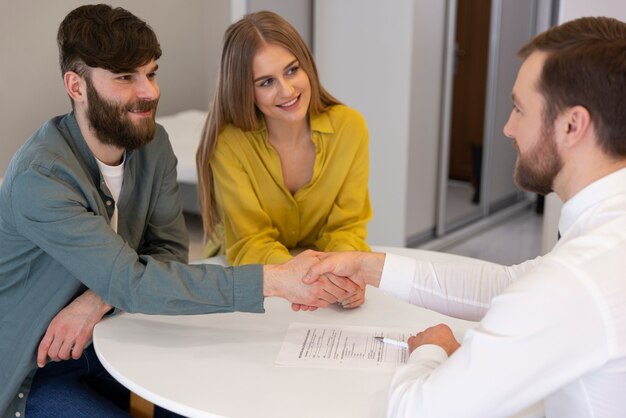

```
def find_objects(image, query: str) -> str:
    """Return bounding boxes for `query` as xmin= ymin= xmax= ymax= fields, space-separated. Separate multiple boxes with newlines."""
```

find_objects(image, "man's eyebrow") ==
xmin=253 ymin=59 xmax=298 ymax=83
xmin=114 ymin=63 xmax=159 ymax=74
xmin=511 ymin=92 xmax=523 ymax=107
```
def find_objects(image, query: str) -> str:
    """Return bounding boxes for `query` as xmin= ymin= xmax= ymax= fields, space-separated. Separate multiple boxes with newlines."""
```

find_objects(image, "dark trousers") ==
xmin=26 ymin=344 xmax=184 ymax=417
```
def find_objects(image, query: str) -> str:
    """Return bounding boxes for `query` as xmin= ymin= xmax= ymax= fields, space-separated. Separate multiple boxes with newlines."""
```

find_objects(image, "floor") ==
xmin=437 ymin=208 xmax=543 ymax=265
xmin=445 ymin=180 xmax=480 ymax=223
xmin=184 ymin=212 xmax=206 ymax=262
xmin=184 ymin=206 xmax=544 ymax=265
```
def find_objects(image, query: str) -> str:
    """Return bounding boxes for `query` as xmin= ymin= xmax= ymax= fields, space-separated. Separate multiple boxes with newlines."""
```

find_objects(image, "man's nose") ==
xmin=135 ymin=76 xmax=159 ymax=101
xmin=503 ymin=111 xmax=515 ymax=139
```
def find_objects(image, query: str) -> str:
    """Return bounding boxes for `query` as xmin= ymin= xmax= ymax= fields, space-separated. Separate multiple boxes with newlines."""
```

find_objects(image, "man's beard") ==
xmin=513 ymin=122 xmax=563 ymax=195
xmin=86 ymin=79 xmax=159 ymax=151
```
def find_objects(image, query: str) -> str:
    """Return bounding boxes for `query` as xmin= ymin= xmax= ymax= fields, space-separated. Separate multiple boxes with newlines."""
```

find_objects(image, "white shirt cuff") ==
xmin=408 ymin=343 xmax=449 ymax=364
xmin=379 ymin=253 xmax=417 ymax=303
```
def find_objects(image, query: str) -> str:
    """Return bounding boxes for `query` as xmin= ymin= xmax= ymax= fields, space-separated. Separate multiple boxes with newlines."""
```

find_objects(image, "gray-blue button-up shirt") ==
xmin=0 ymin=113 xmax=264 ymax=417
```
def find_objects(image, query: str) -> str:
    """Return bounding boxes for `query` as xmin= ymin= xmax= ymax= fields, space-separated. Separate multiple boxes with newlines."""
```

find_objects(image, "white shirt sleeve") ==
xmin=379 ymin=253 xmax=542 ymax=321
xmin=385 ymin=260 xmax=610 ymax=418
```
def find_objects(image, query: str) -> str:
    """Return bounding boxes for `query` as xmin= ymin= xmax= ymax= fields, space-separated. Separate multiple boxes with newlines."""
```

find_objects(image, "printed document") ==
xmin=276 ymin=322 xmax=409 ymax=370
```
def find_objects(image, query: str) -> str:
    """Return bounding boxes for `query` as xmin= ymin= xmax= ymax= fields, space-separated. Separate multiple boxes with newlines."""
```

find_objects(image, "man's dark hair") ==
xmin=518 ymin=16 xmax=626 ymax=157
xmin=57 ymin=3 xmax=162 ymax=77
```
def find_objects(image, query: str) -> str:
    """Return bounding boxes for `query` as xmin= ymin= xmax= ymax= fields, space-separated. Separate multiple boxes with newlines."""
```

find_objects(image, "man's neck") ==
xmin=74 ymin=108 xmax=125 ymax=165
xmin=555 ymin=154 xmax=626 ymax=202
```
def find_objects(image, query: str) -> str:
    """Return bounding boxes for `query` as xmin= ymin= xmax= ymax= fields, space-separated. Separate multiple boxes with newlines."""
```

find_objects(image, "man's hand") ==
xmin=264 ymin=250 xmax=360 ymax=308
xmin=340 ymin=286 xmax=366 ymax=309
xmin=291 ymin=275 xmax=367 ymax=311
xmin=407 ymin=324 xmax=460 ymax=356
xmin=37 ymin=289 xmax=112 ymax=367
xmin=303 ymin=251 xmax=386 ymax=289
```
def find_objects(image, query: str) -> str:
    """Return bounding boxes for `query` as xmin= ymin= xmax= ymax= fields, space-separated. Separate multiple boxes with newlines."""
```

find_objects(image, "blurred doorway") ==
xmin=437 ymin=0 xmax=540 ymax=237
xmin=447 ymin=0 xmax=491 ymax=224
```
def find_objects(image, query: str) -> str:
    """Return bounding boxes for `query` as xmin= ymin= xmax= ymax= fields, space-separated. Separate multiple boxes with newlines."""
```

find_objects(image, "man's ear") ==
xmin=561 ymin=105 xmax=591 ymax=148
xmin=63 ymin=71 xmax=86 ymax=104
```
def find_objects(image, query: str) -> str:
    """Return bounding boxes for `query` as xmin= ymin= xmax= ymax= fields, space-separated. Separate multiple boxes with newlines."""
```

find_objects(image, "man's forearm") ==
xmin=78 ymin=289 xmax=113 ymax=316
xmin=358 ymin=252 xmax=385 ymax=287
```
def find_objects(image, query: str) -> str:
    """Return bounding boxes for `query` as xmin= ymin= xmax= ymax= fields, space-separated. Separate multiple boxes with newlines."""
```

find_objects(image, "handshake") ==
xmin=263 ymin=250 xmax=462 ymax=358
xmin=262 ymin=250 xmax=387 ymax=311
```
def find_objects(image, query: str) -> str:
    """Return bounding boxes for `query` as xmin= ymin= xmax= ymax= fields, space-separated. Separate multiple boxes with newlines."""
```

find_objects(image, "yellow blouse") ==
xmin=210 ymin=104 xmax=372 ymax=265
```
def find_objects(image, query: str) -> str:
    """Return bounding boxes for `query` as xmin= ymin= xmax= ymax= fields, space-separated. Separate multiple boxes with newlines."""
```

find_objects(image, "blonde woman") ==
xmin=196 ymin=11 xmax=371 ymax=306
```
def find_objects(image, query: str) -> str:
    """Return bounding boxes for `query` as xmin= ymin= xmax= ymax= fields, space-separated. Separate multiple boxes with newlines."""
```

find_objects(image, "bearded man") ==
xmin=304 ymin=16 xmax=626 ymax=418
xmin=0 ymin=5 xmax=357 ymax=417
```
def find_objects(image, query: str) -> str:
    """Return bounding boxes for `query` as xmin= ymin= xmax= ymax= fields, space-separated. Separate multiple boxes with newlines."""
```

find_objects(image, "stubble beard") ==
xmin=513 ymin=122 xmax=563 ymax=196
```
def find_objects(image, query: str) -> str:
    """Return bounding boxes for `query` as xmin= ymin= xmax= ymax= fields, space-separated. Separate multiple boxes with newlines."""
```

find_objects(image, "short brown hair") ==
xmin=57 ymin=4 xmax=161 ymax=77
xmin=518 ymin=16 xmax=626 ymax=157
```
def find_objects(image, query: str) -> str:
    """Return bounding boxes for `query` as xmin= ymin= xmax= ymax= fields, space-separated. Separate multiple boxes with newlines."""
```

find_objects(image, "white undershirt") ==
xmin=96 ymin=157 xmax=124 ymax=232
xmin=379 ymin=168 xmax=626 ymax=418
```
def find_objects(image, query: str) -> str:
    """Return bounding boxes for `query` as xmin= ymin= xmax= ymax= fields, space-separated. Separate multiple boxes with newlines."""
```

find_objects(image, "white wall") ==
xmin=405 ymin=2 xmax=447 ymax=240
xmin=541 ymin=0 xmax=626 ymax=254
xmin=559 ymin=0 xmax=626 ymax=20
xmin=0 ymin=0 xmax=229 ymax=176
xmin=315 ymin=0 xmax=415 ymax=246
xmin=248 ymin=0 xmax=312 ymax=46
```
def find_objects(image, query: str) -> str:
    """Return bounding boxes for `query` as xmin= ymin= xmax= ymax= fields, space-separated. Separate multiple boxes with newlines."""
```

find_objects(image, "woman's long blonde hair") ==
xmin=196 ymin=10 xmax=341 ymax=240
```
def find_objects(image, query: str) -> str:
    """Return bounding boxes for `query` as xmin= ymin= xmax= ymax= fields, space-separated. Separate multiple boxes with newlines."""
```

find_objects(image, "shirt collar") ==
xmin=59 ymin=112 xmax=101 ymax=182
xmin=253 ymin=111 xmax=335 ymax=136
xmin=309 ymin=111 xmax=334 ymax=135
xmin=559 ymin=167 xmax=626 ymax=235
xmin=58 ymin=112 xmax=136 ymax=192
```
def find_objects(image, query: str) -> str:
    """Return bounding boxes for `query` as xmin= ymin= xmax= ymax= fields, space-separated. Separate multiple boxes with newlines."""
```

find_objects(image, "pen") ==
xmin=374 ymin=336 xmax=409 ymax=349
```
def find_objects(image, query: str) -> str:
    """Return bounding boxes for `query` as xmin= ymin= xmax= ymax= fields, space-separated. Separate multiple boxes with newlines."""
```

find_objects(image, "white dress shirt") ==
xmin=379 ymin=168 xmax=626 ymax=418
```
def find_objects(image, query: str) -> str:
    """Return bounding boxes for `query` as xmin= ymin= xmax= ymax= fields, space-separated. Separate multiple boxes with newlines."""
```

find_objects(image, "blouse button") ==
xmin=106 ymin=200 xmax=112 ymax=206
xmin=18 ymin=393 xmax=24 ymax=399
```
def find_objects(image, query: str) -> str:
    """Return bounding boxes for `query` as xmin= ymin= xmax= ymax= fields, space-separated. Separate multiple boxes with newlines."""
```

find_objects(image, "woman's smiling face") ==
xmin=252 ymin=43 xmax=311 ymax=127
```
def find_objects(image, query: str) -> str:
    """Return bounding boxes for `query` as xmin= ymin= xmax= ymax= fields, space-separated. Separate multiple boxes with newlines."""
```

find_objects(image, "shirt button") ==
xmin=15 ymin=412 xmax=21 ymax=417
xmin=106 ymin=201 xmax=112 ymax=206
xmin=18 ymin=393 xmax=23 ymax=398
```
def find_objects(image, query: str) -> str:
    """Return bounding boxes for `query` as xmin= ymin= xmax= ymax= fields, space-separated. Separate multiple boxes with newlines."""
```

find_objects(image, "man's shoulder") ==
xmin=133 ymin=124 xmax=177 ymax=166
xmin=6 ymin=115 xmax=74 ymax=178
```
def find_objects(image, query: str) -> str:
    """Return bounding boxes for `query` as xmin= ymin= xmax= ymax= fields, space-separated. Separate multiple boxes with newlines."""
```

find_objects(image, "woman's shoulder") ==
xmin=218 ymin=123 xmax=247 ymax=140
xmin=321 ymin=105 xmax=369 ymax=140
xmin=214 ymin=123 xmax=266 ymax=162
xmin=325 ymin=104 xmax=366 ymax=124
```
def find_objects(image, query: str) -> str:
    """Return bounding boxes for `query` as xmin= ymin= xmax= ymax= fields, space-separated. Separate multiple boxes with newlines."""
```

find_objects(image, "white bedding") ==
xmin=156 ymin=109 xmax=208 ymax=184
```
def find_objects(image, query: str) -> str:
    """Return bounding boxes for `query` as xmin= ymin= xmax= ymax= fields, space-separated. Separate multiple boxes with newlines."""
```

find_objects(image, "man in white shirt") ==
xmin=304 ymin=16 xmax=626 ymax=418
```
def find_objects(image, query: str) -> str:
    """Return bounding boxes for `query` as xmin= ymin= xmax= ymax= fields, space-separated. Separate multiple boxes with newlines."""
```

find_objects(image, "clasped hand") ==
xmin=266 ymin=250 xmax=365 ymax=311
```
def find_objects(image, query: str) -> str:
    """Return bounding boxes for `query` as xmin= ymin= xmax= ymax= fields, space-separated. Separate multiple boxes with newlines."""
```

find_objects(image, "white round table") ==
xmin=93 ymin=247 xmax=542 ymax=418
